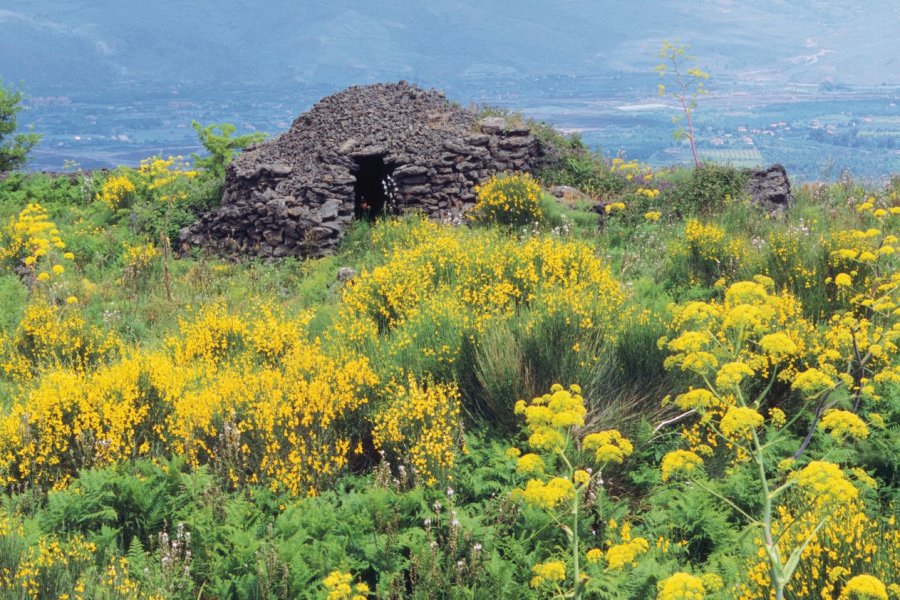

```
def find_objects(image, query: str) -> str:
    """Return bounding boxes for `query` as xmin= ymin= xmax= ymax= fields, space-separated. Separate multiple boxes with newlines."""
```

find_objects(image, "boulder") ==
xmin=549 ymin=185 xmax=591 ymax=206
xmin=747 ymin=164 xmax=793 ymax=212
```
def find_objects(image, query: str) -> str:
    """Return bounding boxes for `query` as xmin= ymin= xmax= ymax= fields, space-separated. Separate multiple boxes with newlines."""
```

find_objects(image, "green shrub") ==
xmin=0 ymin=80 xmax=40 ymax=173
xmin=538 ymin=152 xmax=626 ymax=197
xmin=667 ymin=163 xmax=749 ymax=215
xmin=191 ymin=121 xmax=267 ymax=180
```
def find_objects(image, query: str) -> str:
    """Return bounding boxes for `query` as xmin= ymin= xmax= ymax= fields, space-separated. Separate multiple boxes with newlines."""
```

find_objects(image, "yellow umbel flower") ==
xmin=769 ymin=407 xmax=787 ymax=427
xmin=715 ymin=361 xmax=755 ymax=389
xmin=657 ymin=572 xmax=705 ymax=600
xmin=573 ymin=469 xmax=591 ymax=486
xmin=757 ymin=332 xmax=798 ymax=360
xmin=674 ymin=388 xmax=716 ymax=410
xmin=513 ymin=477 xmax=575 ymax=510
xmin=582 ymin=429 xmax=633 ymax=464
xmin=323 ymin=570 xmax=367 ymax=600
xmin=835 ymin=272 xmax=853 ymax=287
xmin=791 ymin=461 xmax=858 ymax=507
xmin=839 ymin=574 xmax=888 ymax=599
xmin=792 ymin=368 xmax=835 ymax=397
xmin=530 ymin=560 xmax=566 ymax=588
xmin=818 ymin=410 xmax=869 ymax=442
xmin=605 ymin=538 xmax=649 ymax=570
xmin=528 ymin=426 xmax=566 ymax=451
xmin=661 ymin=450 xmax=704 ymax=482
xmin=720 ymin=407 xmax=764 ymax=439
xmin=516 ymin=453 xmax=545 ymax=475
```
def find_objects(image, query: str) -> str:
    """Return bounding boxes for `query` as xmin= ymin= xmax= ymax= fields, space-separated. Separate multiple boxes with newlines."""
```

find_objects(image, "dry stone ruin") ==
xmin=180 ymin=81 xmax=549 ymax=258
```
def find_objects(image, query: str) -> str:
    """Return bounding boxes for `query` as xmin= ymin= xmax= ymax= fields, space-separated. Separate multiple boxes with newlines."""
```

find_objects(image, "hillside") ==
xmin=0 ymin=109 xmax=897 ymax=597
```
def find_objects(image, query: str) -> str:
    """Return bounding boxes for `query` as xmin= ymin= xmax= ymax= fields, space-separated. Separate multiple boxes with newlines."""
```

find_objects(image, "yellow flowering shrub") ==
xmin=0 ymin=203 xmax=75 ymax=305
xmin=670 ymin=218 xmax=747 ymax=287
xmin=335 ymin=217 xmax=624 ymax=349
xmin=169 ymin=301 xmax=249 ymax=363
xmin=0 ymin=357 xmax=147 ymax=488
xmin=156 ymin=312 xmax=378 ymax=494
xmin=121 ymin=241 xmax=160 ymax=284
xmin=372 ymin=376 xmax=463 ymax=486
xmin=97 ymin=173 xmax=136 ymax=210
xmin=0 ymin=203 xmax=65 ymax=268
xmin=472 ymin=172 xmax=543 ymax=227
xmin=0 ymin=303 xmax=378 ymax=495
xmin=0 ymin=300 xmax=121 ymax=383
xmin=828 ymin=197 xmax=897 ymax=297
xmin=684 ymin=219 xmax=725 ymax=255
xmin=136 ymin=155 xmax=198 ymax=194
xmin=0 ymin=526 xmax=97 ymax=599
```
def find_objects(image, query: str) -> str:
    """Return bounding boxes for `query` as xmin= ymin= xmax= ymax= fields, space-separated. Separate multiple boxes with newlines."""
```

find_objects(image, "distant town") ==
xmin=20 ymin=75 xmax=900 ymax=183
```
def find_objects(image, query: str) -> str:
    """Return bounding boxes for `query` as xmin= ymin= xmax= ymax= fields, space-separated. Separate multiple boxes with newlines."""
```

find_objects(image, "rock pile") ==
xmin=180 ymin=81 xmax=549 ymax=258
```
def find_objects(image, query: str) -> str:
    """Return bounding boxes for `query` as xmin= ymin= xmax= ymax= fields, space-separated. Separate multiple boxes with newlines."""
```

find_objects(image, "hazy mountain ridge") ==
xmin=3 ymin=0 xmax=899 ymax=92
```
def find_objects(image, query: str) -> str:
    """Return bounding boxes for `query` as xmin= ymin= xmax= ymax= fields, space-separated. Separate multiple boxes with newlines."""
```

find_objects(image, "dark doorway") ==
xmin=352 ymin=156 xmax=395 ymax=220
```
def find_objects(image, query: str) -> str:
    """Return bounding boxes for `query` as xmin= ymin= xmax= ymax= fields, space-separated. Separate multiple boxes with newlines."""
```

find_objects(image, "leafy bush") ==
xmin=0 ymin=80 xmax=40 ymax=173
xmin=667 ymin=163 xmax=749 ymax=215
xmin=191 ymin=121 xmax=267 ymax=180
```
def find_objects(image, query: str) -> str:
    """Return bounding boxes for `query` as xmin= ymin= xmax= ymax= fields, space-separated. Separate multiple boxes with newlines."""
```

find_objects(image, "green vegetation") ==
xmin=0 ymin=80 xmax=40 ymax=173
xmin=191 ymin=121 xmax=268 ymax=180
xmin=0 ymin=115 xmax=897 ymax=599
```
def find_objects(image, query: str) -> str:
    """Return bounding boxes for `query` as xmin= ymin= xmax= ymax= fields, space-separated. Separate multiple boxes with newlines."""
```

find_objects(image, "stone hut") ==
xmin=180 ymin=81 xmax=547 ymax=258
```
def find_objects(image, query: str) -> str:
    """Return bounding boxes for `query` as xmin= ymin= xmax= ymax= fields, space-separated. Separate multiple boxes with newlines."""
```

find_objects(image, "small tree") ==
xmin=655 ymin=42 xmax=710 ymax=168
xmin=191 ymin=121 xmax=267 ymax=179
xmin=0 ymin=80 xmax=40 ymax=173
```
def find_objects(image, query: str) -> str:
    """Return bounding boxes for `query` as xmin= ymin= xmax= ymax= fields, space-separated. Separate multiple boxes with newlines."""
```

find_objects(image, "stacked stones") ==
xmin=180 ymin=81 xmax=547 ymax=259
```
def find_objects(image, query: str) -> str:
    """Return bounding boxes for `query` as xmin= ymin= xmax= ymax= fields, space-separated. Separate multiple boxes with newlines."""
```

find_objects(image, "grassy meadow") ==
xmin=0 ymin=131 xmax=897 ymax=599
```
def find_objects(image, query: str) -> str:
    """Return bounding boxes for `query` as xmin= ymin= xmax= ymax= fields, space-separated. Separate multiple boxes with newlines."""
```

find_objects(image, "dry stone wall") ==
xmin=180 ymin=82 xmax=549 ymax=258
